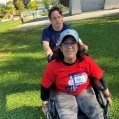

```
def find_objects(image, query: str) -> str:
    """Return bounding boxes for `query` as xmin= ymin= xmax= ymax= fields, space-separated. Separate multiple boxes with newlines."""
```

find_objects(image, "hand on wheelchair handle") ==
xmin=103 ymin=89 xmax=112 ymax=106
xmin=47 ymin=55 xmax=52 ymax=62
xmin=42 ymin=102 xmax=48 ymax=115
xmin=106 ymin=96 xmax=112 ymax=106
xmin=80 ymin=44 xmax=88 ymax=52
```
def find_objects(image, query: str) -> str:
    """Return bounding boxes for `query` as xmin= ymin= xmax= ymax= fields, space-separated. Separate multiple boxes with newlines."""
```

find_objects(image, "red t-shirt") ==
xmin=41 ymin=55 xmax=103 ymax=95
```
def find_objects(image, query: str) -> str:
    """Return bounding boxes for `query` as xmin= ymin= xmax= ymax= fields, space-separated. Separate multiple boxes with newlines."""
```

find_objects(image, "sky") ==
xmin=0 ymin=0 xmax=7 ymax=4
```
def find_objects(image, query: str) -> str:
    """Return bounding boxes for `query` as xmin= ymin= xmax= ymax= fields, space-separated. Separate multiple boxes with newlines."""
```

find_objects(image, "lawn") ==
xmin=0 ymin=16 xmax=119 ymax=119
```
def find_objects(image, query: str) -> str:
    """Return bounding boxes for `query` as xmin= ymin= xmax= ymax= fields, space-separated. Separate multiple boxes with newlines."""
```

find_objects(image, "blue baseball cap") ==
xmin=56 ymin=29 xmax=79 ymax=46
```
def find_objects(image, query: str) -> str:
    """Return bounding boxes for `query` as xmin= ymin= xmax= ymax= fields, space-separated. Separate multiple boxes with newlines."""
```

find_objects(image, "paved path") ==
xmin=14 ymin=8 xmax=119 ymax=30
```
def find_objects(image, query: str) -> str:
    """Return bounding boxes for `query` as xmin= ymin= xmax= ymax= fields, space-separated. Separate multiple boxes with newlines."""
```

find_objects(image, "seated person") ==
xmin=41 ymin=29 xmax=112 ymax=119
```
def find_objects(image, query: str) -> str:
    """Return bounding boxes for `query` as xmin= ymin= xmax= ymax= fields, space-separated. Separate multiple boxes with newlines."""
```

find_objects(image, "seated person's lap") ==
xmin=54 ymin=87 xmax=104 ymax=119
xmin=55 ymin=93 xmax=78 ymax=119
xmin=76 ymin=87 xmax=104 ymax=119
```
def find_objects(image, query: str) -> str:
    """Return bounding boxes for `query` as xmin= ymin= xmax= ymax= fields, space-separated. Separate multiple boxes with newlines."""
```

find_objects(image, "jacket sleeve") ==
xmin=41 ymin=84 xmax=50 ymax=101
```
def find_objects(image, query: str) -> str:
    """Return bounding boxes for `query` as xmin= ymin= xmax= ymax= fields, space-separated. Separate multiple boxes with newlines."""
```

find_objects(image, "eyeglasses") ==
xmin=62 ymin=41 xmax=77 ymax=47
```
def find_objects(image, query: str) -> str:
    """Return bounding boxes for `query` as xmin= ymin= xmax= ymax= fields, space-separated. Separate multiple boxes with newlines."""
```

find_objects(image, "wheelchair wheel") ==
xmin=47 ymin=99 xmax=60 ymax=119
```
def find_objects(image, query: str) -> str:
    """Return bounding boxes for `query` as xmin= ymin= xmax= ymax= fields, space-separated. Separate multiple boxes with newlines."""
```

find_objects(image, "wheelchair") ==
xmin=46 ymin=51 xmax=109 ymax=119
xmin=46 ymin=79 xmax=109 ymax=119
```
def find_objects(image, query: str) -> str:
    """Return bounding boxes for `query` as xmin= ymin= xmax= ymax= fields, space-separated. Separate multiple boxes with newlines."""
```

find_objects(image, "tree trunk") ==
xmin=19 ymin=11 xmax=24 ymax=23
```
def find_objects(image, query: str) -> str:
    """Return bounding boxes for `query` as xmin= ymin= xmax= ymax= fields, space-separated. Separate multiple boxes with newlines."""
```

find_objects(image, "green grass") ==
xmin=0 ymin=16 xmax=119 ymax=119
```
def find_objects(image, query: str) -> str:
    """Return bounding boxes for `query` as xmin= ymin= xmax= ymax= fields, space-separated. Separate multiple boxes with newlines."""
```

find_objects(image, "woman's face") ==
xmin=60 ymin=37 xmax=78 ymax=63
xmin=50 ymin=10 xmax=63 ymax=29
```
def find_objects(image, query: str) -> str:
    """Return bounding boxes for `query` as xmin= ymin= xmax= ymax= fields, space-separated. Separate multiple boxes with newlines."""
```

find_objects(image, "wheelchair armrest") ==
xmin=90 ymin=77 xmax=105 ymax=91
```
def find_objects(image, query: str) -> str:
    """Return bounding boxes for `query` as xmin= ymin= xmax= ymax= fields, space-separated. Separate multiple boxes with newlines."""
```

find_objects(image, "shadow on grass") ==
xmin=0 ymin=83 xmax=45 ymax=119
xmin=0 ymin=16 xmax=118 ymax=54
xmin=0 ymin=56 xmax=46 ymax=74
xmin=0 ymin=56 xmax=47 ymax=118
xmin=0 ymin=21 xmax=47 ymax=119
xmin=0 ymin=72 xmax=47 ymax=118
xmin=0 ymin=57 xmax=45 ymax=119
xmin=2 ymin=106 xmax=45 ymax=119
xmin=0 ymin=22 xmax=47 ymax=117
xmin=0 ymin=26 xmax=45 ymax=53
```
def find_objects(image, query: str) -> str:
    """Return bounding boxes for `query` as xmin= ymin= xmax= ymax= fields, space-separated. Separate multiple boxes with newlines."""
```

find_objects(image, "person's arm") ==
xmin=42 ymin=41 xmax=53 ymax=58
xmin=41 ymin=84 xmax=50 ymax=101
xmin=41 ymin=84 xmax=50 ymax=115
xmin=87 ymin=56 xmax=112 ymax=106
xmin=93 ymin=77 xmax=112 ymax=106
xmin=42 ymin=28 xmax=53 ymax=59
xmin=103 ymin=88 xmax=112 ymax=106
xmin=40 ymin=63 xmax=55 ymax=114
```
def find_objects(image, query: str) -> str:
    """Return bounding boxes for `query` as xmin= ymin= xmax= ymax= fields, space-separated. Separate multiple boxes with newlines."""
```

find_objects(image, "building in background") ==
xmin=60 ymin=0 xmax=119 ymax=15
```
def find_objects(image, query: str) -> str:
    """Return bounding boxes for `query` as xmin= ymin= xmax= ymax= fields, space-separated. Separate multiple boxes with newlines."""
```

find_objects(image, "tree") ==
xmin=13 ymin=0 xmax=30 ymax=9
xmin=42 ymin=0 xmax=58 ymax=10
xmin=42 ymin=0 xmax=50 ymax=10
xmin=0 ymin=4 xmax=7 ymax=18
xmin=14 ymin=0 xmax=25 ymax=11
xmin=14 ymin=0 xmax=26 ymax=23
xmin=6 ymin=1 xmax=16 ymax=20
xmin=28 ymin=0 xmax=39 ymax=10
xmin=23 ymin=0 xmax=31 ymax=8
xmin=50 ymin=0 xmax=59 ymax=6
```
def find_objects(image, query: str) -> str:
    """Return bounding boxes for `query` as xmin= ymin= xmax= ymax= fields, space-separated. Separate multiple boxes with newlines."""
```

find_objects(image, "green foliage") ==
xmin=28 ymin=0 xmax=39 ymax=10
xmin=42 ymin=0 xmax=59 ymax=10
xmin=6 ymin=2 xmax=16 ymax=15
xmin=58 ymin=3 xmax=68 ymax=12
xmin=0 ymin=4 xmax=7 ymax=17
xmin=0 ymin=1 xmax=18 ymax=19
xmin=50 ymin=0 xmax=59 ymax=6
xmin=22 ymin=0 xmax=31 ymax=8
xmin=42 ymin=0 xmax=50 ymax=10
xmin=0 ymin=16 xmax=119 ymax=119
xmin=42 ymin=0 xmax=68 ymax=12
xmin=14 ymin=0 xmax=25 ymax=12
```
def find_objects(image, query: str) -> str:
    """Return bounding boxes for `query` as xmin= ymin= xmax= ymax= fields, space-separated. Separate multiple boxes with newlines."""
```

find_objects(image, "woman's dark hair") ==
xmin=48 ymin=6 xmax=63 ymax=19
xmin=56 ymin=35 xmax=85 ymax=62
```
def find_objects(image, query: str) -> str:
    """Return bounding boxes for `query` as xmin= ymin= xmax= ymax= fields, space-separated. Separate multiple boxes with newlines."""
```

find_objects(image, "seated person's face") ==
xmin=60 ymin=36 xmax=78 ymax=61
